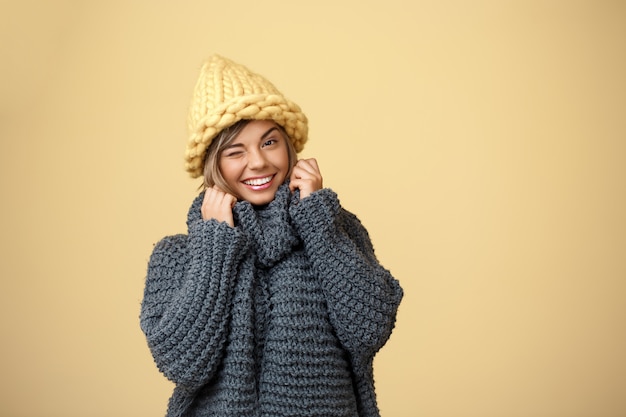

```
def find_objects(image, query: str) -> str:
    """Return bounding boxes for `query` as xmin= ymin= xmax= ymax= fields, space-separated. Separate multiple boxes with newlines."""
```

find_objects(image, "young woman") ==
xmin=140 ymin=54 xmax=403 ymax=417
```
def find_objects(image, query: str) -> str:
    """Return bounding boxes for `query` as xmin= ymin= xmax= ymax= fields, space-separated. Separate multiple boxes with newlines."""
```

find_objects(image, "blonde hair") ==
xmin=202 ymin=120 xmax=298 ymax=197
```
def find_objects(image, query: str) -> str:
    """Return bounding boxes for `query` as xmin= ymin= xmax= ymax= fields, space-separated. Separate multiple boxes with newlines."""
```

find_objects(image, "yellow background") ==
xmin=1 ymin=1 xmax=625 ymax=416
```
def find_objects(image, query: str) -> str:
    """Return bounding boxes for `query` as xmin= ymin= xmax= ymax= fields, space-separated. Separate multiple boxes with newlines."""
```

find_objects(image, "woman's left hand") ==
xmin=289 ymin=158 xmax=323 ymax=199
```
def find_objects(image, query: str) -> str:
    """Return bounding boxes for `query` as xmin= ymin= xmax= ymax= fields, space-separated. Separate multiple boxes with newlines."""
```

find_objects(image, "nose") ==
xmin=247 ymin=149 xmax=267 ymax=170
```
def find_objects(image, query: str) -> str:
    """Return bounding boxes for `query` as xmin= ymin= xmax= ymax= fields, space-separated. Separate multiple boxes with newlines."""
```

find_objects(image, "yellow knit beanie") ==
xmin=184 ymin=54 xmax=308 ymax=178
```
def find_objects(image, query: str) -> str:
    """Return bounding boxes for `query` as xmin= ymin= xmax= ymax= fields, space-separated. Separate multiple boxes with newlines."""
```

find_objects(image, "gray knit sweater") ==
xmin=140 ymin=184 xmax=403 ymax=417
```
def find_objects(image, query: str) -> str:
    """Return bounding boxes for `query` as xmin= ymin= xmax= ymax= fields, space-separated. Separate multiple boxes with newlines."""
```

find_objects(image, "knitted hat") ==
xmin=184 ymin=54 xmax=308 ymax=178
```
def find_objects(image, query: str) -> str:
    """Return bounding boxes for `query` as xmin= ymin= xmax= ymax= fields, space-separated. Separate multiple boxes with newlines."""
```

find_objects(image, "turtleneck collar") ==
xmin=187 ymin=182 xmax=302 ymax=267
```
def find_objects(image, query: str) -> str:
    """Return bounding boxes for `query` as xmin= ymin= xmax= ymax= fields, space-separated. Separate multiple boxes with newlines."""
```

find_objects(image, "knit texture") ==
xmin=185 ymin=55 xmax=308 ymax=178
xmin=140 ymin=184 xmax=403 ymax=417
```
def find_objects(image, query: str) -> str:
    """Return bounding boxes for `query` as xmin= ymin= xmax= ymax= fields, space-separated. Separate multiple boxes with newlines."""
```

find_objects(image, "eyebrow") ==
xmin=261 ymin=127 xmax=280 ymax=140
xmin=224 ymin=126 xmax=280 ymax=149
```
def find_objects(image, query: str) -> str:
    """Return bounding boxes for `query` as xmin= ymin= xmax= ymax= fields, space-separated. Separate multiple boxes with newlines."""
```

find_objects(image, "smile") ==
xmin=242 ymin=175 xmax=274 ymax=187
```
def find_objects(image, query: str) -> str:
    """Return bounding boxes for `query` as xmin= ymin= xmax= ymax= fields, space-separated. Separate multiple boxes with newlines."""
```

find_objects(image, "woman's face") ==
xmin=218 ymin=120 xmax=291 ymax=206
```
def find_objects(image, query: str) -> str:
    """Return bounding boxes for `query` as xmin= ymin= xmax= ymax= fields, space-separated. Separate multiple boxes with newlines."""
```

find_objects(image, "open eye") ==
xmin=262 ymin=138 xmax=278 ymax=148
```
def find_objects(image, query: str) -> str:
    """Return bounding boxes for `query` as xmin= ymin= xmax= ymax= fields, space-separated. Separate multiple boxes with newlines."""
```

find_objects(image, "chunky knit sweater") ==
xmin=140 ymin=184 xmax=403 ymax=417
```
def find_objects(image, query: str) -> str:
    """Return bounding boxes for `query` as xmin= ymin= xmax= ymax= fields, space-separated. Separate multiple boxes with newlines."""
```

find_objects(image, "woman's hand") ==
xmin=201 ymin=186 xmax=237 ymax=227
xmin=289 ymin=158 xmax=323 ymax=200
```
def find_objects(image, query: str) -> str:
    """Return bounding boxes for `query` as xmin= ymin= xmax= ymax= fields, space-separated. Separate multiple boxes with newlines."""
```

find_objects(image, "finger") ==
xmin=211 ymin=184 xmax=226 ymax=192
xmin=206 ymin=186 xmax=228 ymax=201
xmin=211 ymin=186 xmax=237 ymax=208
xmin=301 ymin=158 xmax=319 ymax=173
xmin=202 ymin=187 xmax=216 ymax=205
xmin=291 ymin=164 xmax=316 ymax=181
xmin=289 ymin=173 xmax=299 ymax=191
xmin=290 ymin=165 xmax=308 ymax=182
xmin=225 ymin=193 xmax=237 ymax=208
xmin=299 ymin=159 xmax=323 ymax=180
xmin=202 ymin=187 xmax=228 ymax=207
xmin=202 ymin=186 xmax=236 ymax=224
xmin=294 ymin=159 xmax=317 ymax=176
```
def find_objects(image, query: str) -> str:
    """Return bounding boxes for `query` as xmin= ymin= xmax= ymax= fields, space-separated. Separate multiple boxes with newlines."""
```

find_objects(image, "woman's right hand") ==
xmin=201 ymin=186 xmax=237 ymax=227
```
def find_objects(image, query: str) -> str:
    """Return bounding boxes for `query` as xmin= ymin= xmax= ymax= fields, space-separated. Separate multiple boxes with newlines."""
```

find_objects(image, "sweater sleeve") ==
xmin=139 ymin=219 xmax=250 ymax=389
xmin=289 ymin=189 xmax=403 ymax=361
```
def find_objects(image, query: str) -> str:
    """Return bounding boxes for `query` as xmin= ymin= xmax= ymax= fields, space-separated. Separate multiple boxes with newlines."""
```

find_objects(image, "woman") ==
xmin=140 ymin=54 xmax=403 ymax=417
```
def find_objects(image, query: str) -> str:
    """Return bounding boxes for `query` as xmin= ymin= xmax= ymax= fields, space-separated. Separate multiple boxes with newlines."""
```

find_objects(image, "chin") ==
xmin=241 ymin=191 xmax=276 ymax=206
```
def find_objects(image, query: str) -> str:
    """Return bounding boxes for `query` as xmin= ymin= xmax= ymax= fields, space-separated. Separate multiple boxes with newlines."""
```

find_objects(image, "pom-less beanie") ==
xmin=184 ymin=54 xmax=308 ymax=178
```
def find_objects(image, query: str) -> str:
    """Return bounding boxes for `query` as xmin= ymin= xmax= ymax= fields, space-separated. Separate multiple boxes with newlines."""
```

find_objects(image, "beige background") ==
xmin=1 ymin=0 xmax=625 ymax=416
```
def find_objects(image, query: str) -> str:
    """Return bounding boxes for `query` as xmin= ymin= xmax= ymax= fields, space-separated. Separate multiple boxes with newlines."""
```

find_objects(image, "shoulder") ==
xmin=154 ymin=233 xmax=188 ymax=251
xmin=148 ymin=234 xmax=189 ymax=267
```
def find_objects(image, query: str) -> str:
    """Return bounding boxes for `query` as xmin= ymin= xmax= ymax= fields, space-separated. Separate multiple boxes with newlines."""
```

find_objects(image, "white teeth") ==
xmin=243 ymin=175 xmax=273 ymax=186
